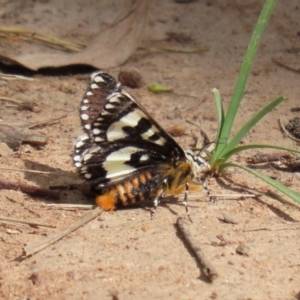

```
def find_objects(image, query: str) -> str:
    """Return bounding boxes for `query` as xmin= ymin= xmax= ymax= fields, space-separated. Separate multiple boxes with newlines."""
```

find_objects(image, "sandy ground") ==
xmin=0 ymin=1 xmax=300 ymax=299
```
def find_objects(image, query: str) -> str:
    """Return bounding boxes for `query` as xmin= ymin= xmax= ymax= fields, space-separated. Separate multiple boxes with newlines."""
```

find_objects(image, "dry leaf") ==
xmin=0 ymin=0 xmax=147 ymax=70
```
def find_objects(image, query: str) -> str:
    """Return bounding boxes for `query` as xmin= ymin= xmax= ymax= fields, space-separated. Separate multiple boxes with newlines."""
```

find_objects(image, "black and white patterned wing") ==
xmin=74 ymin=71 xmax=185 ymax=188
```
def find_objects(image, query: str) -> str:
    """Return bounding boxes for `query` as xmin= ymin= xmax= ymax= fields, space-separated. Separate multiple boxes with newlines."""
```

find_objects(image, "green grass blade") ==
xmin=212 ymin=88 xmax=224 ymax=141
xmin=220 ymin=95 xmax=285 ymax=156
xmin=221 ymin=143 xmax=300 ymax=162
xmin=214 ymin=0 xmax=277 ymax=158
xmin=220 ymin=162 xmax=300 ymax=205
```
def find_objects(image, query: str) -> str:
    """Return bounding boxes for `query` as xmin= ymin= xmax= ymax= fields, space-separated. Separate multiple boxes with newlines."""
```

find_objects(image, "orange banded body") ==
xmin=95 ymin=161 xmax=201 ymax=211
xmin=96 ymin=171 xmax=162 ymax=211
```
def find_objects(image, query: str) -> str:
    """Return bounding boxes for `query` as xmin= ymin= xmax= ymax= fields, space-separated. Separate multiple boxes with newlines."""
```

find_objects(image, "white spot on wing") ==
xmin=95 ymin=136 xmax=105 ymax=142
xmin=140 ymin=154 xmax=150 ymax=161
xmin=91 ymin=71 xmax=103 ymax=80
xmin=83 ymin=153 xmax=92 ymax=161
xmin=108 ymin=94 xmax=121 ymax=103
xmin=81 ymin=106 xmax=88 ymax=110
xmin=75 ymin=140 xmax=84 ymax=148
xmin=141 ymin=133 xmax=165 ymax=146
xmin=84 ymin=124 xmax=91 ymax=130
xmin=84 ymin=173 xmax=92 ymax=179
xmin=83 ymin=98 xmax=89 ymax=103
xmin=94 ymin=76 xmax=105 ymax=83
xmin=74 ymin=134 xmax=90 ymax=148
xmin=107 ymin=109 xmax=147 ymax=141
xmin=140 ymin=130 xmax=151 ymax=140
xmin=122 ymin=90 xmax=135 ymax=101
xmin=73 ymin=155 xmax=82 ymax=161
xmin=78 ymin=134 xmax=89 ymax=141
xmin=105 ymin=146 xmax=138 ymax=161
xmin=103 ymin=146 xmax=139 ymax=179
xmin=88 ymin=145 xmax=101 ymax=154
xmin=75 ymin=162 xmax=82 ymax=168
xmin=81 ymin=114 xmax=89 ymax=120
xmin=79 ymin=148 xmax=89 ymax=158
xmin=93 ymin=128 xmax=101 ymax=135
xmin=105 ymin=103 xmax=115 ymax=109
xmin=91 ymin=83 xmax=99 ymax=89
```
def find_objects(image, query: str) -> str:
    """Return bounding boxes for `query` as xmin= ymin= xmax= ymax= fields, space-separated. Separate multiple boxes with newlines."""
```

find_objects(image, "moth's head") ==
xmin=184 ymin=150 xmax=210 ymax=176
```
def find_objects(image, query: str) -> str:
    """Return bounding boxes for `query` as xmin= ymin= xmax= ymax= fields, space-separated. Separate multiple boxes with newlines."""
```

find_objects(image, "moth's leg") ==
xmin=151 ymin=178 xmax=167 ymax=219
xmin=198 ymin=174 xmax=215 ymax=203
xmin=183 ymin=181 xmax=192 ymax=222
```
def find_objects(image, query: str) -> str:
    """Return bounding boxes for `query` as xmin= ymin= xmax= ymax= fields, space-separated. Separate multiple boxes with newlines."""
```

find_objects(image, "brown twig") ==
xmin=0 ymin=124 xmax=48 ymax=147
xmin=243 ymin=222 xmax=300 ymax=232
xmin=0 ymin=96 xmax=38 ymax=112
xmin=0 ymin=115 xmax=67 ymax=130
xmin=187 ymin=193 xmax=256 ymax=200
xmin=0 ymin=178 xmax=60 ymax=201
xmin=246 ymin=152 xmax=292 ymax=164
xmin=23 ymin=207 xmax=103 ymax=257
xmin=0 ymin=215 xmax=56 ymax=228
xmin=0 ymin=73 xmax=35 ymax=81
xmin=139 ymin=45 xmax=210 ymax=53
xmin=177 ymin=217 xmax=218 ymax=282
xmin=44 ymin=204 xmax=94 ymax=210
xmin=0 ymin=167 xmax=56 ymax=175
xmin=27 ymin=115 xmax=67 ymax=129
xmin=0 ymin=26 xmax=85 ymax=52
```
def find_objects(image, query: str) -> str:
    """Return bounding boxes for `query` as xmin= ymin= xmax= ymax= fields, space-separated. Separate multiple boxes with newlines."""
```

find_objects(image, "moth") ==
xmin=73 ymin=71 xmax=210 ymax=218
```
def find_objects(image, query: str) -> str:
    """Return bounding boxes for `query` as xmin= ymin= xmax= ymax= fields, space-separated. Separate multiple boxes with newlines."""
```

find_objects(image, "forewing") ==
xmin=74 ymin=71 xmax=185 ymax=187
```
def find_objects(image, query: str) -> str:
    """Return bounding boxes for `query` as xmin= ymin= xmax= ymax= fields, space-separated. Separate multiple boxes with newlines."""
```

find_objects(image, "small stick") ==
xmin=139 ymin=45 xmax=210 ymax=53
xmin=177 ymin=217 xmax=218 ymax=282
xmin=187 ymin=193 xmax=256 ymax=200
xmin=0 ymin=178 xmax=60 ymax=200
xmin=244 ymin=222 xmax=300 ymax=232
xmin=0 ymin=167 xmax=55 ymax=174
xmin=0 ymin=26 xmax=85 ymax=52
xmin=246 ymin=152 xmax=292 ymax=164
xmin=211 ymin=193 xmax=256 ymax=199
xmin=44 ymin=203 xmax=94 ymax=210
xmin=0 ymin=73 xmax=35 ymax=81
xmin=23 ymin=207 xmax=103 ymax=257
xmin=0 ymin=167 xmax=78 ymax=179
xmin=0 ymin=215 xmax=56 ymax=228
xmin=290 ymin=107 xmax=300 ymax=112
xmin=0 ymin=115 xmax=67 ymax=130
xmin=27 ymin=115 xmax=67 ymax=129
xmin=0 ymin=96 xmax=38 ymax=111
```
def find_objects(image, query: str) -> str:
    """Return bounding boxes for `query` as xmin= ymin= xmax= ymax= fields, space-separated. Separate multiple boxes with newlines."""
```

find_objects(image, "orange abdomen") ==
xmin=96 ymin=171 xmax=161 ymax=211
